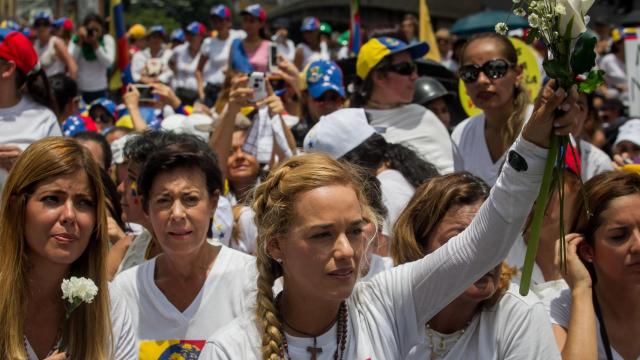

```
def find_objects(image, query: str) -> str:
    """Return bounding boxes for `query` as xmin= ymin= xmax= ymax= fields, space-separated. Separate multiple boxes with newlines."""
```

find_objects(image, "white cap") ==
xmin=302 ymin=108 xmax=376 ymax=159
xmin=161 ymin=113 xmax=215 ymax=142
xmin=110 ymin=133 xmax=138 ymax=165
xmin=614 ymin=119 xmax=640 ymax=147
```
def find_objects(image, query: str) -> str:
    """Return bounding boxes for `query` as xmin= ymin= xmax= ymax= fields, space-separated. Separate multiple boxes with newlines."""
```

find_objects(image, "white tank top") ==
xmin=297 ymin=42 xmax=330 ymax=69
xmin=34 ymin=36 xmax=66 ymax=76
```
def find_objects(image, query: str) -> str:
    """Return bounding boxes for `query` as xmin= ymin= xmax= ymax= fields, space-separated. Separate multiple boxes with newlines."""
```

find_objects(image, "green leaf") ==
xmin=578 ymin=69 xmax=605 ymax=94
xmin=526 ymin=28 xmax=540 ymax=44
xmin=571 ymin=31 xmax=598 ymax=75
xmin=543 ymin=59 xmax=572 ymax=87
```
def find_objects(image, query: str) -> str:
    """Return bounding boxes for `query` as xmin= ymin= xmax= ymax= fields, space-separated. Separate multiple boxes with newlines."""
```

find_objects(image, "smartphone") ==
xmin=268 ymin=43 xmax=278 ymax=73
xmin=87 ymin=28 xmax=97 ymax=37
xmin=249 ymin=72 xmax=268 ymax=102
xmin=133 ymin=84 xmax=155 ymax=102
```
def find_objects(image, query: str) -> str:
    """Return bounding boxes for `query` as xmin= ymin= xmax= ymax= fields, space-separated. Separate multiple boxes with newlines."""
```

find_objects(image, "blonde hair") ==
xmin=0 ymin=138 xmax=112 ymax=359
xmin=392 ymin=172 xmax=510 ymax=308
xmin=251 ymin=153 xmax=368 ymax=360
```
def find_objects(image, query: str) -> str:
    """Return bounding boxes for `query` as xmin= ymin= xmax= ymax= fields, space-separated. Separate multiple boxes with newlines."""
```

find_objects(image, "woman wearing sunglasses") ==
xmin=352 ymin=37 xmax=454 ymax=175
xmin=451 ymin=33 xmax=530 ymax=187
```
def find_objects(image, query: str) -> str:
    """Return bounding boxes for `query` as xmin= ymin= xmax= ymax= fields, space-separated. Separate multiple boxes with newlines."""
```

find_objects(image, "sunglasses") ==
xmin=312 ymin=91 xmax=342 ymax=103
xmin=34 ymin=21 xmax=50 ymax=28
xmin=459 ymin=59 xmax=514 ymax=83
xmin=384 ymin=61 xmax=417 ymax=76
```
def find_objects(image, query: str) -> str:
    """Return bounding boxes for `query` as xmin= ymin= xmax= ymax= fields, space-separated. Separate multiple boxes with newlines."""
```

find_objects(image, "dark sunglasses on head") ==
xmin=458 ymin=59 xmax=514 ymax=83
xmin=384 ymin=61 xmax=417 ymax=76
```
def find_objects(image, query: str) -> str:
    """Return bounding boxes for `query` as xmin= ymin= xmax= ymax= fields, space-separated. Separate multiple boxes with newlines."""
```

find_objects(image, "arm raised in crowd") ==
xmin=122 ymin=84 xmax=148 ymax=132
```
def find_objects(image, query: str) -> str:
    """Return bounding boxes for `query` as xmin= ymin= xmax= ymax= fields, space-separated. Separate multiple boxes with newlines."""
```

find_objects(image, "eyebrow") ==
xmin=305 ymin=219 xmax=366 ymax=231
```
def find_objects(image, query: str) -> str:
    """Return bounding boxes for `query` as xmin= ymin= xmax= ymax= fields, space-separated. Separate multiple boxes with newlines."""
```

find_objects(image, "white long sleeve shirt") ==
xmin=70 ymin=34 xmax=115 ymax=92
xmin=200 ymin=136 xmax=551 ymax=359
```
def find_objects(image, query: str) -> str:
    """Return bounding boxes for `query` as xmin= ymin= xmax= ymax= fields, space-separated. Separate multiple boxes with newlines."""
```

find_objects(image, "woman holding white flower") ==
xmin=0 ymin=137 xmax=136 ymax=359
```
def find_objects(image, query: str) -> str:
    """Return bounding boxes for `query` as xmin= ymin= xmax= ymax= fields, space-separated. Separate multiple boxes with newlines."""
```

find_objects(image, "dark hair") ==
xmin=123 ymin=130 xmax=197 ymax=166
xmin=83 ymin=13 xmax=104 ymax=30
xmin=402 ymin=14 xmax=419 ymax=40
xmin=49 ymin=74 xmax=78 ymax=117
xmin=73 ymin=131 xmax=112 ymax=170
xmin=1 ymin=58 xmax=58 ymax=113
xmin=138 ymin=141 xmax=223 ymax=211
xmin=350 ymin=55 xmax=393 ymax=107
xmin=100 ymin=167 xmax=126 ymax=232
xmin=341 ymin=133 xmax=439 ymax=188
xmin=359 ymin=168 xmax=388 ymax=221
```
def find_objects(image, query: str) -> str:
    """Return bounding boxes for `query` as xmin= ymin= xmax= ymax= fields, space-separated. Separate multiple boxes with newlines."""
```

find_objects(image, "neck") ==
xmin=280 ymin=288 xmax=342 ymax=337
xmin=150 ymin=46 xmax=162 ymax=57
xmin=189 ymin=43 xmax=200 ymax=54
xmin=245 ymin=34 xmax=261 ymax=43
xmin=428 ymin=296 xmax=479 ymax=334
xmin=218 ymin=29 xmax=229 ymax=40
xmin=484 ymin=102 xmax=515 ymax=131
xmin=27 ymin=256 xmax=70 ymax=304
xmin=157 ymin=242 xmax=218 ymax=281
xmin=595 ymin=281 xmax=640 ymax=323
xmin=0 ymin=85 xmax=21 ymax=108
xmin=233 ymin=180 xmax=254 ymax=203
xmin=38 ymin=33 xmax=50 ymax=43
xmin=367 ymin=90 xmax=402 ymax=109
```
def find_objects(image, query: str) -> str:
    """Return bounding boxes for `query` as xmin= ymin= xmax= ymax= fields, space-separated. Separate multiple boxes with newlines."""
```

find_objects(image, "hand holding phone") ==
xmin=249 ymin=72 xmax=268 ymax=103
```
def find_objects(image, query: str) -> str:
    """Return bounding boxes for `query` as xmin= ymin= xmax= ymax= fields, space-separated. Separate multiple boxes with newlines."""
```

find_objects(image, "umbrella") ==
xmin=450 ymin=10 xmax=529 ymax=36
xmin=622 ymin=10 xmax=640 ymax=27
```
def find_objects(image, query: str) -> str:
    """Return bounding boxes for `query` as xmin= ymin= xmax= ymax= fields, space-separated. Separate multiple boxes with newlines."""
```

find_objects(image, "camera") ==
xmin=249 ymin=72 xmax=268 ymax=102
xmin=132 ymin=84 xmax=155 ymax=102
xmin=87 ymin=28 xmax=97 ymax=37
xmin=268 ymin=43 xmax=278 ymax=73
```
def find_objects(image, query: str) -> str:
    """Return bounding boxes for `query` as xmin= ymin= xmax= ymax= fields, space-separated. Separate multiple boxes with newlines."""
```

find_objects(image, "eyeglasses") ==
xmin=458 ymin=59 xmax=514 ymax=83
xmin=311 ymin=91 xmax=342 ymax=103
xmin=385 ymin=61 xmax=417 ymax=76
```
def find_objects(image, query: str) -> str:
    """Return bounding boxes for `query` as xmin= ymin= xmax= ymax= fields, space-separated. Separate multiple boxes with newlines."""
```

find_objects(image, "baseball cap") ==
xmin=0 ymin=20 xmax=20 ymax=31
xmin=615 ymin=119 xmax=640 ymax=147
xmin=33 ymin=11 xmax=52 ymax=25
xmin=300 ymin=17 xmax=320 ymax=32
xmin=0 ymin=30 xmax=41 ymax=75
xmin=319 ymin=22 xmax=332 ymax=35
xmin=170 ymin=29 xmax=185 ymax=42
xmin=304 ymin=60 xmax=345 ymax=99
xmin=356 ymin=37 xmax=429 ymax=80
xmin=53 ymin=17 xmax=73 ymax=31
xmin=127 ymin=24 xmax=146 ymax=39
xmin=303 ymin=108 xmax=376 ymax=159
xmin=210 ymin=4 xmax=231 ymax=19
xmin=241 ymin=4 xmax=267 ymax=22
xmin=186 ymin=21 xmax=206 ymax=36
xmin=89 ymin=97 xmax=117 ymax=119
xmin=148 ymin=25 xmax=166 ymax=36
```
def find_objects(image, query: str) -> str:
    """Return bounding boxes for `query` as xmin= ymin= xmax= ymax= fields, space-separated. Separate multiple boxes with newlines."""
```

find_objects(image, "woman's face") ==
xmin=25 ymin=170 xmax=96 ymax=267
xmin=241 ymin=15 xmax=263 ymax=37
xmin=461 ymin=39 xmax=522 ymax=113
xmin=374 ymin=51 xmax=418 ymax=105
xmin=401 ymin=20 xmax=415 ymax=40
xmin=117 ymin=161 xmax=147 ymax=226
xmin=588 ymin=194 xmax=640 ymax=285
xmin=426 ymin=201 xmax=501 ymax=301
xmin=77 ymin=139 xmax=105 ymax=170
xmin=571 ymin=93 xmax=590 ymax=136
xmin=271 ymin=185 xmax=367 ymax=302
xmin=147 ymin=167 xmax=218 ymax=258
xmin=425 ymin=98 xmax=451 ymax=129
xmin=86 ymin=20 xmax=103 ymax=38
xmin=307 ymin=90 xmax=344 ymax=122
xmin=227 ymin=130 xmax=259 ymax=185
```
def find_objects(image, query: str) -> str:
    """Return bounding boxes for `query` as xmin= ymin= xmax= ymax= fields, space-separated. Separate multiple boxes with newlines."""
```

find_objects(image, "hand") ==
xmin=522 ymin=80 xmax=579 ymax=148
xmin=612 ymin=152 xmax=634 ymax=169
xmin=151 ymin=83 xmax=181 ymax=108
xmin=44 ymin=350 xmax=67 ymax=360
xmin=107 ymin=216 xmax=128 ymax=246
xmin=0 ymin=144 xmax=22 ymax=171
xmin=77 ymin=26 xmax=87 ymax=42
xmin=273 ymin=54 xmax=301 ymax=95
xmin=256 ymin=80 xmax=285 ymax=117
xmin=123 ymin=85 xmax=140 ymax=110
xmin=557 ymin=233 xmax=592 ymax=291
xmin=228 ymin=74 xmax=253 ymax=110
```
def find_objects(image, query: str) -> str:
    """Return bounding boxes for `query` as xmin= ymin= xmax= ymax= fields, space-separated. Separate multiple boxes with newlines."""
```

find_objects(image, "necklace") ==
xmin=277 ymin=293 xmax=348 ymax=360
xmin=425 ymin=322 xmax=470 ymax=360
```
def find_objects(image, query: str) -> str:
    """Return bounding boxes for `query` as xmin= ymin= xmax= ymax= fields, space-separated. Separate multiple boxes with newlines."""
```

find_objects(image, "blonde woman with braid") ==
xmin=0 ymin=138 xmax=136 ymax=359
xmin=452 ymin=33 xmax=531 ymax=186
xmin=198 ymin=79 xmax=580 ymax=360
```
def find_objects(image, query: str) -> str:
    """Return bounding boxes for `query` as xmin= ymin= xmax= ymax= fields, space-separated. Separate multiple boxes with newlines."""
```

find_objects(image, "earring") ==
xmin=275 ymin=258 xmax=283 ymax=264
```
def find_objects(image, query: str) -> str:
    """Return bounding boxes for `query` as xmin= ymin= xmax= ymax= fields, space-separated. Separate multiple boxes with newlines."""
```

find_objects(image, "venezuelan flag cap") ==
xmin=356 ymin=37 xmax=429 ymax=80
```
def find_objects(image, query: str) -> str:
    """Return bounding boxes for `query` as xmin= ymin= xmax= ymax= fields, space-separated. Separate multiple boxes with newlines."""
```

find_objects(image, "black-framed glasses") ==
xmin=385 ymin=61 xmax=417 ymax=76
xmin=458 ymin=59 xmax=514 ymax=83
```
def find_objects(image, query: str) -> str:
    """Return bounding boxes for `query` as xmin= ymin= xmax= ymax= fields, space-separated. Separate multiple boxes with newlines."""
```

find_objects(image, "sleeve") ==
xmin=450 ymin=122 xmax=465 ymax=172
xmin=366 ymin=136 xmax=548 ymax=354
xmin=109 ymin=285 xmax=138 ymax=360
xmin=549 ymin=288 xmax=573 ymax=329
xmin=69 ymin=41 xmax=81 ymax=60
xmin=95 ymin=34 xmax=116 ymax=67
xmin=200 ymin=38 xmax=211 ymax=57
xmin=43 ymin=111 xmax=62 ymax=137
xmin=501 ymin=301 xmax=562 ymax=359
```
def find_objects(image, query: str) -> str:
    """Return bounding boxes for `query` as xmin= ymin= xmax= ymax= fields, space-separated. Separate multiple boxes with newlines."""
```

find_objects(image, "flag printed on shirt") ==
xmin=139 ymin=340 xmax=206 ymax=359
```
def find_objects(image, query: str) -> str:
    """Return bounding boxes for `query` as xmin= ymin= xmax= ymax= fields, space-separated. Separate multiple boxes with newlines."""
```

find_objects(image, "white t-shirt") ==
xmin=452 ymin=105 xmax=534 ymax=186
xmin=360 ymin=254 xmax=394 ymax=282
xmin=406 ymin=283 xmax=559 ymax=360
xmin=296 ymin=42 xmax=330 ymax=70
xmin=377 ymin=169 xmax=414 ymax=237
xmin=579 ymin=139 xmax=613 ymax=181
xmin=200 ymin=137 xmax=549 ymax=360
xmin=131 ymin=47 xmax=174 ymax=84
xmin=170 ymin=43 xmax=201 ymax=90
xmin=25 ymin=284 xmax=137 ymax=360
xmin=367 ymin=104 xmax=454 ymax=174
xmin=505 ymin=234 xmax=546 ymax=287
xmin=549 ymin=288 xmax=635 ymax=360
xmin=70 ymin=34 xmax=116 ymax=92
xmin=201 ymin=30 xmax=246 ymax=86
xmin=34 ymin=36 xmax=66 ymax=76
xmin=599 ymin=53 xmax=627 ymax=91
xmin=228 ymin=206 xmax=258 ymax=255
xmin=272 ymin=37 xmax=296 ymax=62
xmin=116 ymin=228 xmax=154 ymax=274
xmin=112 ymin=245 xmax=256 ymax=359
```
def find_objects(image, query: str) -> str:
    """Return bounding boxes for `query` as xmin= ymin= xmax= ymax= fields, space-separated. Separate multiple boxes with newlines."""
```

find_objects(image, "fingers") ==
xmin=553 ymin=85 xmax=579 ymax=136
xmin=230 ymin=74 xmax=249 ymax=89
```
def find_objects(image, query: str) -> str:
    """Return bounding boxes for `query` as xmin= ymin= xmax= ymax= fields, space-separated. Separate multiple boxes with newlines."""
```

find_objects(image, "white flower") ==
xmin=556 ymin=0 xmax=596 ymax=39
xmin=514 ymin=8 xmax=527 ymax=17
xmin=61 ymin=277 xmax=98 ymax=304
xmin=513 ymin=0 xmax=521 ymax=3
xmin=495 ymin=22 xmax=509 ymax=35
xmin=555 ymin=4 xmax=566 ymax=15
xmin=528 ymin=14 xmax=541 ymax=28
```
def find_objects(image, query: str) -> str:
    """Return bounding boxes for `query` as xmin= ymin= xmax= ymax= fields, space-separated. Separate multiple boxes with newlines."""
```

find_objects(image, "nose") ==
xmin=333 ymin=232 xmax=355 ymax=260
xmin=630 ymin=228 xmax=640 ymax=253
xmin=169 ymin=200 xmax=187 ymax=221
xmin=476 ymin=70 xmax=491 ymax=85
xmin=59 ymin=199 xmax=77 ymax=226
xmin=117 ymin=180 xmax=125 ymax=195
xmin=409 ymin=69 xmax=418 ymax=81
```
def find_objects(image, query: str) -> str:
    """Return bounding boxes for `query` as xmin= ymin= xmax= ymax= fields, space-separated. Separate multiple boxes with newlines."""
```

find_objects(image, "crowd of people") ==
xmin=0 ymin=3 xmax=638 ymax=360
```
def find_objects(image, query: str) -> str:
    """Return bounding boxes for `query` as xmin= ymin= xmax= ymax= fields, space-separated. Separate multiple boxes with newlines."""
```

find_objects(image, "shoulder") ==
xmin=581 ymin=140 xmax=612 ymax=162
xmin=112 ymin=258 xmax=154 ymax=295
xmin=20 ymin=97 xmax=57 ymax=122
xmin=203 ymin=313 xmax=260 ymax=359
xmin=102 ymin=34 xmax=116 ymax=44
xmin=451 ymin=113 xmax=483 ymax=141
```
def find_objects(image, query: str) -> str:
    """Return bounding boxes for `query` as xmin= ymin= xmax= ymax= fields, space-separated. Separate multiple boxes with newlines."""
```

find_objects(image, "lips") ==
xmin=328 ymin=268 xmax=354 ymax=279
xmin=168 ymin=230 xmax=193 ymax=239
xmin=53 ymin=233 xmax=78 ymax=244
xmin=476 ymin=91 xmax=496 ymax=101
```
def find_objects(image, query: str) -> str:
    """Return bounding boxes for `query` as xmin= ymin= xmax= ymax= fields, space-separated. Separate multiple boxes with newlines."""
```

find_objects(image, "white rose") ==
xmin=61 ymin=276 xmax=98 ymax=305
xmin=557 ymin=0 xmax=595 ymax=39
